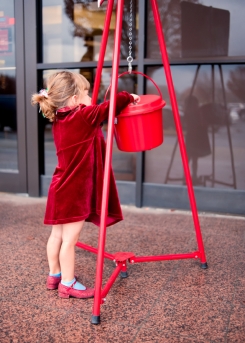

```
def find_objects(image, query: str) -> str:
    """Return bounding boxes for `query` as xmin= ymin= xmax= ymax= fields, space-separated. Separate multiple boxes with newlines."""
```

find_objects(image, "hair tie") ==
xmin=39 ymin=89 xmax=48 ymax=99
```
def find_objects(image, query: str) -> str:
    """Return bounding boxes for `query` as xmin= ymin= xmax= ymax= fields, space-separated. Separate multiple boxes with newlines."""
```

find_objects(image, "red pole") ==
xmin=150 ymin=0 xmax=207 ymax=266
xmin=92 ymin=0 xmax=114 ymax=105
xmin=132 ymin=252 xmax=199 ymax=263
xmin=91 ymin=0 xmax=125 ymax=325
xmin=76 ymin=241 xmax=114 ymax=260
xmin=101 ymin=264 xmax=123 ymax=298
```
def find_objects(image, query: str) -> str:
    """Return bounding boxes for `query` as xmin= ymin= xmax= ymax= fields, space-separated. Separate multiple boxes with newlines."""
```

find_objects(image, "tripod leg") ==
xmin=92 ymin=0 xmax=115 ymax=105
xmin=165 ymin=65 xmax=201 ymax=184
xmin=164 ymin=138 xmax=178 ymax=184
xmin=219 ymin=65 xmax=237 ymax=189
xmin=91 ymin=0 xmax=125 ymax=325
xmin=189 ymin=65 xmax=200 ymax=98
xmin=150 ymin=0 xmax=207 ymax=268
xmin=211 ymin=65 xmax=215 ymax=187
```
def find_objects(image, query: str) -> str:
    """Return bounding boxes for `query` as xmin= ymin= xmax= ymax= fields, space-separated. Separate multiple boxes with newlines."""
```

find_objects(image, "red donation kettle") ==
xmin=112 ymin=71 xmax=166 ymax=152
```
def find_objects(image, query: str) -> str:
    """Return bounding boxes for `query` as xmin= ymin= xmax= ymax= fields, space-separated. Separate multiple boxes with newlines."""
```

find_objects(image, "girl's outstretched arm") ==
xmin=81 ymin=91 xmax=138 ymax=126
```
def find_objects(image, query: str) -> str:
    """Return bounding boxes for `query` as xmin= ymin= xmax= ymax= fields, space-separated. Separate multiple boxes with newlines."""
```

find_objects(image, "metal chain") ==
xmin=127 ymin=0 xmax=133 ymax=73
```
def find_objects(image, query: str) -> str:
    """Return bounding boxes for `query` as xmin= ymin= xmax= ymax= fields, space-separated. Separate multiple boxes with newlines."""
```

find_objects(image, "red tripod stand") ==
xmin=76 ymin=0 xmax=208 ymax=325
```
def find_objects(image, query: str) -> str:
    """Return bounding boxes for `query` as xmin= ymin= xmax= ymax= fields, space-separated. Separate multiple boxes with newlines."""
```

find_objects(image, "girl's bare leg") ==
xmin=59 ymin=220 xmax=85 ymax=282
xmin=47 ymin=224 xmax=63 ymax=274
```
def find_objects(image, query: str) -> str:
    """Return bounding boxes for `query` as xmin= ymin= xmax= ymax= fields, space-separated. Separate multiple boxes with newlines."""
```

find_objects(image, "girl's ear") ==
xmin=71 ymin=95 xmax=78 ymax=106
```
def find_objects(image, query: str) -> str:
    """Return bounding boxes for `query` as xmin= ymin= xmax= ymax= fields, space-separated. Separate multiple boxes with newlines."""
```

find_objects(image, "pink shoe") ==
xmin=46 ymin=275 xmax=61 ymax=290
xmin=58 ymin=280 xmax=94 ymax=299
xmin=46 ymin=274 xmax=78 ymax=290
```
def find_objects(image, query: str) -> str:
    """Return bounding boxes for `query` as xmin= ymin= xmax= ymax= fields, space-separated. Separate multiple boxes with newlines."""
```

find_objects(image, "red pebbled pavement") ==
xmin=0 ymin=192 xmax=244 ymax=343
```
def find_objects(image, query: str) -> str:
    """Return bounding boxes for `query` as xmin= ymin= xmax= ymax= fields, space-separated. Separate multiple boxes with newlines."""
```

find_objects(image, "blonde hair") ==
xmin=31 ymin=71 xmax=90 ymax=122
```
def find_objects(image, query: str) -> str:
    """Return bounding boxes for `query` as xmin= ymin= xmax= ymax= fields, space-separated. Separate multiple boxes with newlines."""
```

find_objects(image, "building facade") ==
xmin=0 ymin=0 xmax=244 ymax=215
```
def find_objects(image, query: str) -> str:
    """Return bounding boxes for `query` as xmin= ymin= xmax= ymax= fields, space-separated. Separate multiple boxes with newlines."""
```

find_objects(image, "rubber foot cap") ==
xmin=120 ymin=271 xmax=128 ymax=278
xmin=200 ymin=262 xmax=208 ymax=269
xmin=91 ymin=315 xmax=100 ymax=325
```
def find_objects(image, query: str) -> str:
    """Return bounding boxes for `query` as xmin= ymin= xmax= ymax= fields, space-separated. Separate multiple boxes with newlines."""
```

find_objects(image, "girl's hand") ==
xmin=130 ymin=94 xmax=140 ymax=104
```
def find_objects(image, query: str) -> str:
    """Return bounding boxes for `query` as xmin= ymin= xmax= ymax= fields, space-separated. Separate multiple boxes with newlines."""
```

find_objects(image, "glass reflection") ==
xmin=0 ymin=1 xmax=18 ymax=170
xmin=42 ymin=68 xmax=137 ymax=181
xmin=144 ymin=65 xmax=245 ymax=190
xmin=42 ymin=0 xmax=138 ymax=63
xmin=147 ymin=0 xmax=245 ymax=59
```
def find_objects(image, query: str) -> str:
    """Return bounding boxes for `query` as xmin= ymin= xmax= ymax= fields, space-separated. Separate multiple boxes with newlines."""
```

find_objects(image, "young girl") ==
xmin=32 ymin=71 xmax=139 ymax=299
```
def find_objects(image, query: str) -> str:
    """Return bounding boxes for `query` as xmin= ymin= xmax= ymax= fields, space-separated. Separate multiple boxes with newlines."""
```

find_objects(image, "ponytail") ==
xmin=31 ymin=71 xmax=90 ymax=122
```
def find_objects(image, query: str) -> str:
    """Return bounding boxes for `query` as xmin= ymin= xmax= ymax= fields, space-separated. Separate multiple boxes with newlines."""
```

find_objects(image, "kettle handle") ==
xmin=104 ymin=70 xmax=163 ymax=102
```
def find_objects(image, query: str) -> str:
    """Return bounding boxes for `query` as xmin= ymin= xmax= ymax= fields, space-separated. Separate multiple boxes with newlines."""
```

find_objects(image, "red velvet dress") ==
xmin=44 ymin=91 xmax=134 ymax=227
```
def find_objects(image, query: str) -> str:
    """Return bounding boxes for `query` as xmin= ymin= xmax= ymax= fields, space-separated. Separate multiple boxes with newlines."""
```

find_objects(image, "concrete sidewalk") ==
xmin=0 ymin=192 xmax=244 ymax=343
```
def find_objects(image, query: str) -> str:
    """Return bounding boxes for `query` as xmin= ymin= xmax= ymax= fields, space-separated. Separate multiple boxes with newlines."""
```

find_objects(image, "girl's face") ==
xmin=79 ymin=90 xmax=91 ymax=106
xmin=66 ymin=90 xmax=91 ymax=107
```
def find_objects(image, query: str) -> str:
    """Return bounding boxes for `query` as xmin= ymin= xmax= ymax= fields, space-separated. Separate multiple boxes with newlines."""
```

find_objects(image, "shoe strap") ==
xmin=70 ymin=278 xmax=77 ymax=289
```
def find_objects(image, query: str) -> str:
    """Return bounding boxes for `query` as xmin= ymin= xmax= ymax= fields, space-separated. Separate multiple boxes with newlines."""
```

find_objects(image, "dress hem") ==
xmin=44 ymin=211 xmax=123 ymax=227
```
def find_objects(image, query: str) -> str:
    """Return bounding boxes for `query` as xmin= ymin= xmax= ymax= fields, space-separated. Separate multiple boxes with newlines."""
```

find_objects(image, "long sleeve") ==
xmin=81 ymin=91 xmax=134 ymax=126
